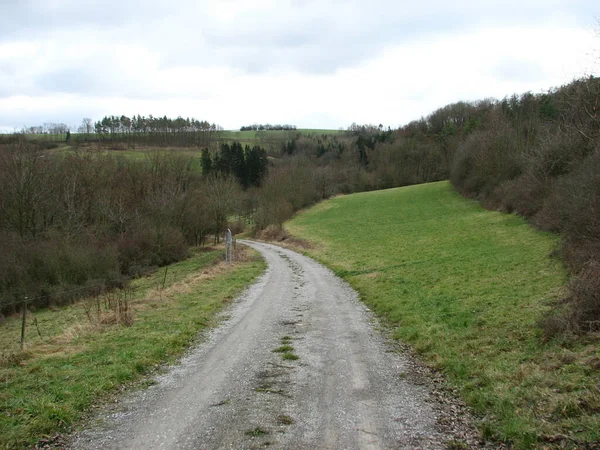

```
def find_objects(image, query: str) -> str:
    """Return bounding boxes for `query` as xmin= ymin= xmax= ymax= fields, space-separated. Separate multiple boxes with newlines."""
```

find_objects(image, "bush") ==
xmin=534 ymin=151 xmax=600 ymax=333
xmin=536 ymin=148 xmax=600 ymax=240
xmin=489 ymin=129 xmax=587 ymax=217
xmin=253 ymin=161 xmax=317 ymax=231
xmin=491 ymin=172 xmax=551 ymax=217
xmin=150 ymin=226 xmax=189 ymax=266
xmin=451 ymin=118 xmax=522 ymax=199
xmin=568 ymin=261 xmax=600 ymax=332
xmin=0 ymin=234 xmax=121 ymax=311
xmin=0 ymin=143 xmax=209 ymax=313
xmin=228 ymin=219 xmax=246 ymax=235
xmin=117 ymin=229 xmax=154 ymax=275
xmin=541 ymin=261 xmax=600 ymax=336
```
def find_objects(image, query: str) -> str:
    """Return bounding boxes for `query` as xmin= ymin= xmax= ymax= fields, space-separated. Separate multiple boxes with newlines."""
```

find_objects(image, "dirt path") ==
xmin=70 ymin=241 xmax=463 ymax=449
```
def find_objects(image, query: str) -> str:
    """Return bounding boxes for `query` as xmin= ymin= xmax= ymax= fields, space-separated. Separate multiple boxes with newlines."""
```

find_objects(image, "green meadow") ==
xmin=286 ymin=181 xmax=600 ymax=448
xmin=222 ymin=128 xmax=343 ymax=140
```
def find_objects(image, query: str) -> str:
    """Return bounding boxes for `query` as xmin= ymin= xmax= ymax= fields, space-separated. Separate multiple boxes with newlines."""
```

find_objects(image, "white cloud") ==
xmin=0 ymin=0 xmax=598 ymax=131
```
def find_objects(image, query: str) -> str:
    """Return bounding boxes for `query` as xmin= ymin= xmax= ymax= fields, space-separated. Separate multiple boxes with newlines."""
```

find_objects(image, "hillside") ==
xmin=285 ymin=181 xmax=600 ymax=448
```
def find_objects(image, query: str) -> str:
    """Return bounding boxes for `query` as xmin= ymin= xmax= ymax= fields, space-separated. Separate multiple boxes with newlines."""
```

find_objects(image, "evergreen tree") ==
xmin=246 ymin=145 xmax=268 ymax=187
xmin=215 ymin=143 xmax=231 ymax=174
xmin=232 ymin=142 xmax=246 ymax=187
xmin=213 ymin=152 xmax=223 ymax=174
xmin=281 ymin=139 xmax=296 ymax=155
xmin=200 ymin=148 xmax=213 ymax=175
xmin=207 ymin=141 xmax=267 ymax=188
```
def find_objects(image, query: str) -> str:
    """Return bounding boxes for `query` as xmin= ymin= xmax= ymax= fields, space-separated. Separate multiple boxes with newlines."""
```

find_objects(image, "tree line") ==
xmin=240 ymin=124 xmax=297 ymax=131
xmin=11 ymin=116 xmax=225 ymax=148
xmin=23 ymin=123 xmax=70 ymax=135
xmin=88 ymin=115 xmax=223 ymax=148
xmin=201 ymin=142 xmax=268 ymax=189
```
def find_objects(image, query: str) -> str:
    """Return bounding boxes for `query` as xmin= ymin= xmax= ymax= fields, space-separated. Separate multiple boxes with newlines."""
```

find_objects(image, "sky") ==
xmin=0 ymin=0 xmax=598 ymax=132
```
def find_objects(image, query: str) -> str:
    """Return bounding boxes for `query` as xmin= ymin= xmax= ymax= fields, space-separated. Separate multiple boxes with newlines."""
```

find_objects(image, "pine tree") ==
xmin=231 ymin=143 xmax=246 ymax=186
xmin=216 ymin=143 xmax=231 ymax=174
xmin=200 ymin=148 xmax=213 ymax=176
xmin=246 ymin=145 xmax=268 ymax=187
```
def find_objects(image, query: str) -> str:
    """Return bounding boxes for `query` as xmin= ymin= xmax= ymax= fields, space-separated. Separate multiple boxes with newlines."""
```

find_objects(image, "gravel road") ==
xmin=70 ymin=241 xmax=464 ymax=449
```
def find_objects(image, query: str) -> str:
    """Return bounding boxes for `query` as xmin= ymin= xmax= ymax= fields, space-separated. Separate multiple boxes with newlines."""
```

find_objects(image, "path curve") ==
xmin=71 ymin=241 xmax=449 ymax=449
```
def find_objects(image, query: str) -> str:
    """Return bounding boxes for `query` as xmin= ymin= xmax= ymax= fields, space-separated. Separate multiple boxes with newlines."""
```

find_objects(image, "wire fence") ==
xmin=0 ymin=256 xmax=221 ymax=356
xmin=0 ymin=244 xmax=244 ymax=357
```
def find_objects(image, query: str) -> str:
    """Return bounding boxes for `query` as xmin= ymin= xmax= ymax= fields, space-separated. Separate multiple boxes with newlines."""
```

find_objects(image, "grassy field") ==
xmin=222 ymin=128 xmax=343 ymax=140
xmin=286 ymin=181 xmax=600 ymax=448
xmin=7 ymin=128 xmax=343 ymax=145
xmin=17 ymin=127 xmax=344 ymax=163
xmin=43 ymin=146 xmax=206 ymax=173
xmin=0 ymin=247 xmax=266 ymax=449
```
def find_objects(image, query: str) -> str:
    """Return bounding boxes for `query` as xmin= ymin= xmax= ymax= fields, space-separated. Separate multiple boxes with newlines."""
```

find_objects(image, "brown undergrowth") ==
xmin=254 ymin=225 xmax=313 ymax=251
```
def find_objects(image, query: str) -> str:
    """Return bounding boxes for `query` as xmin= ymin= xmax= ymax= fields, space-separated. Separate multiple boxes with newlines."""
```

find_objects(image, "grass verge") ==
xmin=0 ymin=247 xmax=265 ymax=449
xmin=285 ymin=181 xmax=600 ymax=448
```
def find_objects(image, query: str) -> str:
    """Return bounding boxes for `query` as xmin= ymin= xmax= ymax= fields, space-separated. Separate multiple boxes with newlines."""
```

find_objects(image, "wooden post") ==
xmin=20 ymin=297 xmax=27 ymax=351
xmin=162 ymin=266 xmax=169 ymax=290
xmin=33 ymin=317 xmax=42 ymax=338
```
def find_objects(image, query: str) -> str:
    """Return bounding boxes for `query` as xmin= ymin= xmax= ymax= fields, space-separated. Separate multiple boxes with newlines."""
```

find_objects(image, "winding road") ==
xmin=71 ymin=241 xmax=453 ymax=449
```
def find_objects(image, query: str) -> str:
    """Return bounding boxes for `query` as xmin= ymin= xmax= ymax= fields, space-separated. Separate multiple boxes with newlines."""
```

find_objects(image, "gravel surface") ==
xmin=69 ymin=241 xmax=480 ymax=449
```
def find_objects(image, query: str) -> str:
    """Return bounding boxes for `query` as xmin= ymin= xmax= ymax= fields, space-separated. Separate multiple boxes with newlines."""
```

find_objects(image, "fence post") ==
xmin=225 ymin=228 xmax=233 ymax=264
xmin=20 ymin=297 xmax=27 ymax=351
xmin=162 ymin=266 xmax=169 ymax=290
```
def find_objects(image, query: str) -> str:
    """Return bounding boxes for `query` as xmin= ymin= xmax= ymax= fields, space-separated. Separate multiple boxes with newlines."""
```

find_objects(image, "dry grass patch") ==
xmin=254 ymin=226 xmax=312 ymax=250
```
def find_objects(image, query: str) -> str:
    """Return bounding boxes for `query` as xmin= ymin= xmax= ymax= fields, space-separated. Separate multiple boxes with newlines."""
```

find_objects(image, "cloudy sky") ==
xmin=0 ymin=0 xmax=598 ymax=131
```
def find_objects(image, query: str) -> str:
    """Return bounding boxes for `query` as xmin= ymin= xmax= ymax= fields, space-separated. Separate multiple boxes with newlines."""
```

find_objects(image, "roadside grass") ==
xmin=285 ymin=181 xmax=600 ymax=448
xmin=0 ymin=247 xmax=265 ymax=449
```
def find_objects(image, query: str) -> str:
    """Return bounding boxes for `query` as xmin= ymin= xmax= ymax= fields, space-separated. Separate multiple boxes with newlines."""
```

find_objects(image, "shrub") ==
xmin=116 ymin=229 xmax=154 ymax=275
xmin=535 ymin=148 xmax=600 ymax=247
xmin=569 ymin=261 xmax=600 ymax=332
xmin=541 ymin=261 xmax=600 ymax=336
xmin=451 ymin=118 xmax=522 ymax=199
xmin=253 ymin=161 xmax=317 ymax=231
xmin=491 ymin=172 xmax=551 ymax=217
xmin=150 ymin=226 xmax=188 ymax=266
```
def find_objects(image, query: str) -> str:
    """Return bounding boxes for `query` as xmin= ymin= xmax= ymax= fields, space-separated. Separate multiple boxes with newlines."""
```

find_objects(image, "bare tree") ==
xmin=77 ymin=117 xmax=93 ymax=137
xmin=0 ymin=141 xmax=56 ymax=238
xmin=203 ymin=174 xmax=242 ymax=242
